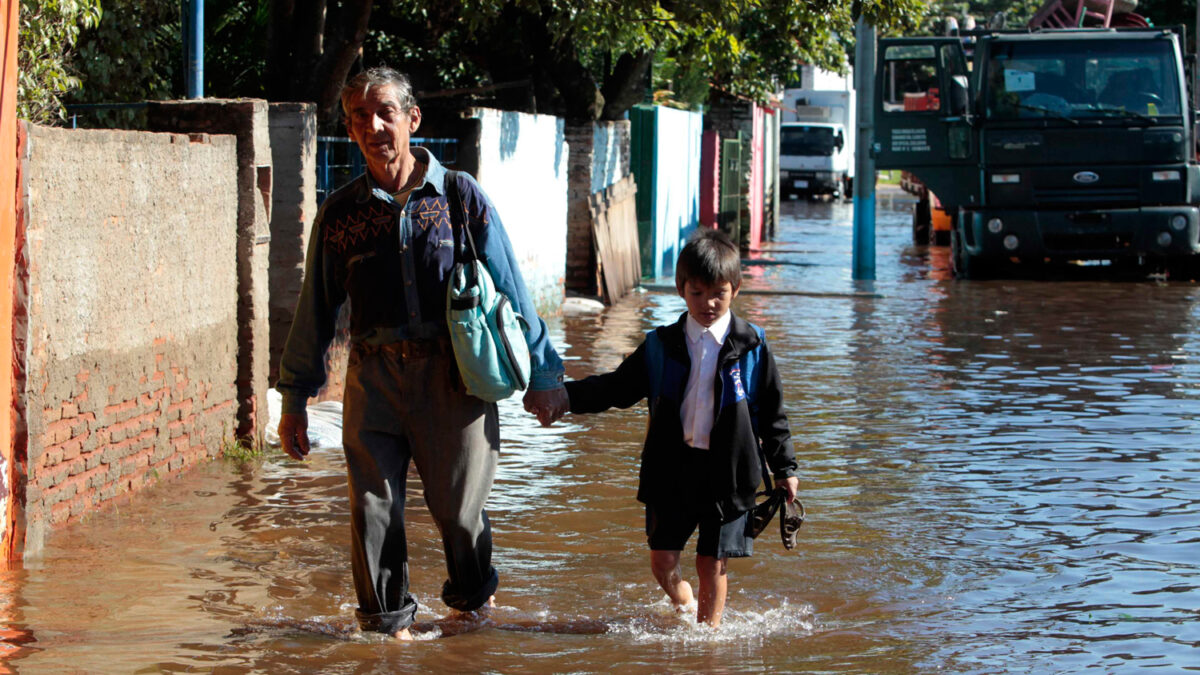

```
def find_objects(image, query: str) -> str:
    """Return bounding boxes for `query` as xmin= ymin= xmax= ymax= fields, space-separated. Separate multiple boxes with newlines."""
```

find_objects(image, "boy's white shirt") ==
xmin=681 ymin=310 xmax=733 ymax=450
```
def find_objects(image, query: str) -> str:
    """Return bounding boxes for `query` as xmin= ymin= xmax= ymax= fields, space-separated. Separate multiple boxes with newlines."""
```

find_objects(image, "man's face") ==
xmin=679 ymin=278 xmax=738 ymax=327
xmin=345 ymin=84 xmax=422 ymax=175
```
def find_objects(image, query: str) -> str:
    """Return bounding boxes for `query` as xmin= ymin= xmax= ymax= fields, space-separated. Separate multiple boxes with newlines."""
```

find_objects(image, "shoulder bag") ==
xmin=444 ymin=170 xmax=532 ymax=401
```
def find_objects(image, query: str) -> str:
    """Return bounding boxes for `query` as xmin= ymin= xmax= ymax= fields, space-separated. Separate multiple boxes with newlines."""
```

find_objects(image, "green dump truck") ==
xmin=874 ymin=27 xmax=1200 ymax=278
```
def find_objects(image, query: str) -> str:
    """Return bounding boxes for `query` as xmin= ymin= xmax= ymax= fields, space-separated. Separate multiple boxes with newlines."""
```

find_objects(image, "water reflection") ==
xmin=2 ymin=188 xmax=1199 ymax=672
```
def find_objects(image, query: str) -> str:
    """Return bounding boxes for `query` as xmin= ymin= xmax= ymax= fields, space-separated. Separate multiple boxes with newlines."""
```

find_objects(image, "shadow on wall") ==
xmin=555 ymin=121 xmax=565 ymax=179
xmin=500 ymin=111 xmax=520 ymax=161
xmin=499 ymin=111 xmax=567 ymax=181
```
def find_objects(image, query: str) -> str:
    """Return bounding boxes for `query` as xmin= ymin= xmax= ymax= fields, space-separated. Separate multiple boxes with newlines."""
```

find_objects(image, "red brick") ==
xmin=50 ymin=501 xmax=72 ymax=525
xmin=103 ymin=399 xmax=136 ymax=417
xmin=44 ymin=418 xmax=72 ymax=445
xmin=41 ymin=445 xmax=64 ymax=468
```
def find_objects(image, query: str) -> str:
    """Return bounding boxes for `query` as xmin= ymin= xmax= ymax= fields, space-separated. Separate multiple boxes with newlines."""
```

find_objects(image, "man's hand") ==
xmin=523 ymin=386 xmax=569 ymax=427
xmin=782 ymin=476 xmax=800 ymax=503
xmin=278 ymin=412 xmax=311 ymax=460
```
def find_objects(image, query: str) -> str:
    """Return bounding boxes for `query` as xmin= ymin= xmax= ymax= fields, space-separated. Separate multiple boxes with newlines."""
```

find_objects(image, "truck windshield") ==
xmin=985 ymin=38 xmax=1181 ymax=121
xmin=781 ymin=126 xmax=839 ymax=156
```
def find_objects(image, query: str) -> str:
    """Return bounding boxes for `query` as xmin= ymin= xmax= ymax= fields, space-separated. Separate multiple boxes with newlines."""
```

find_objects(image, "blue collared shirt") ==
xmin=277 ymin=148 xmax=564 ymax=414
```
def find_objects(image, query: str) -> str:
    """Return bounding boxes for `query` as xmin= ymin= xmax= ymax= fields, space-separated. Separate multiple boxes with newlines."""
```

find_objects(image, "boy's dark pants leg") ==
xmin=342 ymin=344 xmax=501 ymax=635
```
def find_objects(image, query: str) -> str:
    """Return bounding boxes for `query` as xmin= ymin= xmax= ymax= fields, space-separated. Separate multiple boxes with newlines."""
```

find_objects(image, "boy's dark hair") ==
xmin=675 ymin=228 xmax=741 ymax=291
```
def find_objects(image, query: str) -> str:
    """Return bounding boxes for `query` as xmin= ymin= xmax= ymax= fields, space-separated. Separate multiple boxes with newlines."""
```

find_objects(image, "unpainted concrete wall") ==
xmin=267 ymin=103 xmax=317 ymax=385
xmin=148 ymin=100 xmax=272 ymax=444
xmin=15 ymin=125 xmax=240 ymax=558
xmin=471 ymin=109 xmax=568 ymax=315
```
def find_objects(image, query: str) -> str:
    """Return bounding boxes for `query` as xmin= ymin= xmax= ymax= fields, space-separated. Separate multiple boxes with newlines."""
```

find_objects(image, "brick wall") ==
xmin=565 ymin=124 xmax=599 ymax=295
xmin=14 ymin=125 xmax=240 ymax=557
xmin=565 ymin=121 xmax=631 ymax=297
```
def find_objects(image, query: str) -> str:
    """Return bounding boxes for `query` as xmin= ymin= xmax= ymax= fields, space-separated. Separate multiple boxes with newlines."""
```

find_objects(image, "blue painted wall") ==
xmin=630 ymin=105 xmax=703 ymax=281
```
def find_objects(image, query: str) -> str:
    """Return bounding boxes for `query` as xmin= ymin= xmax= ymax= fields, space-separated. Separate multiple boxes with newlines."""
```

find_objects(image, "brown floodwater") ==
xmin=3 ymin=189 xmax=1200 ymax=673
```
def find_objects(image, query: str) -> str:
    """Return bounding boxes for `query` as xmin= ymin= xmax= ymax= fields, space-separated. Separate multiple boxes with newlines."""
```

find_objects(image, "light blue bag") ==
xmin=444 ymin=171 xmax=531 ymax=402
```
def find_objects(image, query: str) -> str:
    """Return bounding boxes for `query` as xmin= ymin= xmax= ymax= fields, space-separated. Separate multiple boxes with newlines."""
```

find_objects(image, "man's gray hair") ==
xmin=340 ymin=67 xmax=418 ymax=118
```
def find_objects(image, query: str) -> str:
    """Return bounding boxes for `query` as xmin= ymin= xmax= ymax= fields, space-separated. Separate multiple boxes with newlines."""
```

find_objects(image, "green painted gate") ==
xmin=719 ymin=134 xmax=743 ymax=247
xmin=629 ymin=105 xmax=657 ymax=278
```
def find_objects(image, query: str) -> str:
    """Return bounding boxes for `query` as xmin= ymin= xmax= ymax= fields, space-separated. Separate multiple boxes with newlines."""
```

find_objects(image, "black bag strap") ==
xmin=446 ymin=169 xmax=486 ymax=312
xmin=445 ymin=169 xmax=480 ymax=263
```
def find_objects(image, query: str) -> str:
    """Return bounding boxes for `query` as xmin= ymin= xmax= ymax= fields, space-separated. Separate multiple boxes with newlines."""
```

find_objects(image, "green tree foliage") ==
xmin=17 ymin=0 xmax=102 ymax=125
xmin=205 ymin=0 xmax=270 ymax=98
xmin=67 ymin=0 xmax=178 ymax=128
xmin=363 ymin=0 xmax=927 ymax=123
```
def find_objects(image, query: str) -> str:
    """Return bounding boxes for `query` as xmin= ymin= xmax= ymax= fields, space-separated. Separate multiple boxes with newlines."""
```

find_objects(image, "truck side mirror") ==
xmin=836 ymin=131 xmax=845 ymax=150
xmin=949 ymin=75 xmax=970 ymax=116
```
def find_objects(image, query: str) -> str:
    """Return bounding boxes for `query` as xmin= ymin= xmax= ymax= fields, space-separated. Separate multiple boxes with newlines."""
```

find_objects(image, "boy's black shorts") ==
xmin=646 ymin=501 xmax=753 ymax=559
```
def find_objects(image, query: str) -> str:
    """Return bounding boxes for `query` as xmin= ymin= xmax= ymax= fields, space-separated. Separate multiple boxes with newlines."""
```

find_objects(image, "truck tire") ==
xmin=913 ymin=195 xmax=931 ymax=246
xmin=950 ymin=229 xmax=993 ymax=280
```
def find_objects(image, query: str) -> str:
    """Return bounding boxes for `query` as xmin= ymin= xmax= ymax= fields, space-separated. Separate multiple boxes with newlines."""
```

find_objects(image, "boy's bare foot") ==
xmin=392 ymin=628 xmax=413 ymax=641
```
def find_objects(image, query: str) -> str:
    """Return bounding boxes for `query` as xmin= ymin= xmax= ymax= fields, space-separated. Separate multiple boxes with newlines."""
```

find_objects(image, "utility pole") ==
xmin=184 ymin=0 xmax=204 ymax=98
xmin=852 ymin=17 xmax=877 ymax=281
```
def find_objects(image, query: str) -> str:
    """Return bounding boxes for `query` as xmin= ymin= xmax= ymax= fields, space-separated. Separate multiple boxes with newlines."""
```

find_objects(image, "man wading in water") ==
xmin=275 ymin=67 xmax=569 ymax=640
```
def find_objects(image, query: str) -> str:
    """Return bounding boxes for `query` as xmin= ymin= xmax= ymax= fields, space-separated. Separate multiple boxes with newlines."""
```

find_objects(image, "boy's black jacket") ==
xmin=566 ymin=312 xmax=797 ymax=516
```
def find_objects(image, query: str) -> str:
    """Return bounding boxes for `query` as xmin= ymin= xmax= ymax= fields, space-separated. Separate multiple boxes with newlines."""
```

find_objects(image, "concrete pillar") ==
xmin=148 ymin=99 xmax=272 ymax=445
xmin=565 ymin=123 xmax=600 ymax=296
xmin=266 ymin=103 xmax=317 ymax=385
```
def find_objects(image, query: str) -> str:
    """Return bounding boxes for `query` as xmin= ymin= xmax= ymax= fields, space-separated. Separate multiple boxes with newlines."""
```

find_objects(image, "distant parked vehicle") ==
xmin=780 ymin=122 xmax=852 ymax=199
xmin=781 ymin=67 xmax=855 ymax=200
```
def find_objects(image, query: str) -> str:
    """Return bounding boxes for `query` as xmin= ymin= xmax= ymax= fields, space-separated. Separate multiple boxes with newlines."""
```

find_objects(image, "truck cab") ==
xmin=875 ymin=28 xmax=1200 ymax=278
xmin=780 ymin=122 xmax=851 ymax=198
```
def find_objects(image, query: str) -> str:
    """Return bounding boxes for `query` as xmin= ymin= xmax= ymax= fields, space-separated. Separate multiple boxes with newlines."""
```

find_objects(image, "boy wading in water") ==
xmin=563 ymin=229 xmax=799 ymax=627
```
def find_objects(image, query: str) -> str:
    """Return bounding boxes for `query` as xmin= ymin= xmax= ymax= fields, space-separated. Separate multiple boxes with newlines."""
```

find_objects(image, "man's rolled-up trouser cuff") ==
xmin=441 ymin=567 xmax=499 ymax=612
xmin=356 ymin=598 xmax=418 ymax=635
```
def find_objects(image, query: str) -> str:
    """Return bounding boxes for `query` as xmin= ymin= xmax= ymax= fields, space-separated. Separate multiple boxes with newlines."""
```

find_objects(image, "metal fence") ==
xmin=316 ymin=136 xmax=458 ymax=203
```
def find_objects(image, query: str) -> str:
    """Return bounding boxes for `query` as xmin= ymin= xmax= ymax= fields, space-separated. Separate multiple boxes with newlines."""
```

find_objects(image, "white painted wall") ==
xmin=650 ymin=106 xmax=703 ymax=280
xmin=591 ymin=122 xmax=629 ymax=195
xmin=471 ymin=109 xmax=569 ymax=315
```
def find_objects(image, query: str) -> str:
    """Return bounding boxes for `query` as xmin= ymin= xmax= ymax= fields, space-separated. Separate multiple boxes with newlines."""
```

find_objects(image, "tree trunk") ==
xmin=267 ymin=0 xmax=373 ymax=129
xmin=600 ymin=52 xmax=653 ymax=120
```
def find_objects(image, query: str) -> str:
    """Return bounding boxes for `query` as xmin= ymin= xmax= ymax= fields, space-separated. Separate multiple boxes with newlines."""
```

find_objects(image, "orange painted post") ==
xmin=2 ymin=0 xmax=19 ymax=560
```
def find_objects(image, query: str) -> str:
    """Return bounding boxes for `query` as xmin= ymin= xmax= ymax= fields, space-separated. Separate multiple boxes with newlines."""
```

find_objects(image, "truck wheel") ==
xmin=843 ymin=177 xmax=853 ymax=202
xmin=950 ymin=229 xmax=993 ymax=280
xmin=913 ymin=196 xmax=931 ymax=246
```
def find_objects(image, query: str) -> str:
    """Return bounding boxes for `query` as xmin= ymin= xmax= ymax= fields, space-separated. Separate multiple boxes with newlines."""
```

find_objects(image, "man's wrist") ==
xmin=528 ymin=370 xmax=565 ymax=392
xmin=280 ymin=392 xmax=309 ymax=416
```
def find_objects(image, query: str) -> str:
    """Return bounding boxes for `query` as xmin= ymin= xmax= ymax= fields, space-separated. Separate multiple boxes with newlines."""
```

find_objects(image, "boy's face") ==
xmin=679 ymin=279 xmax=739 ymax=327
